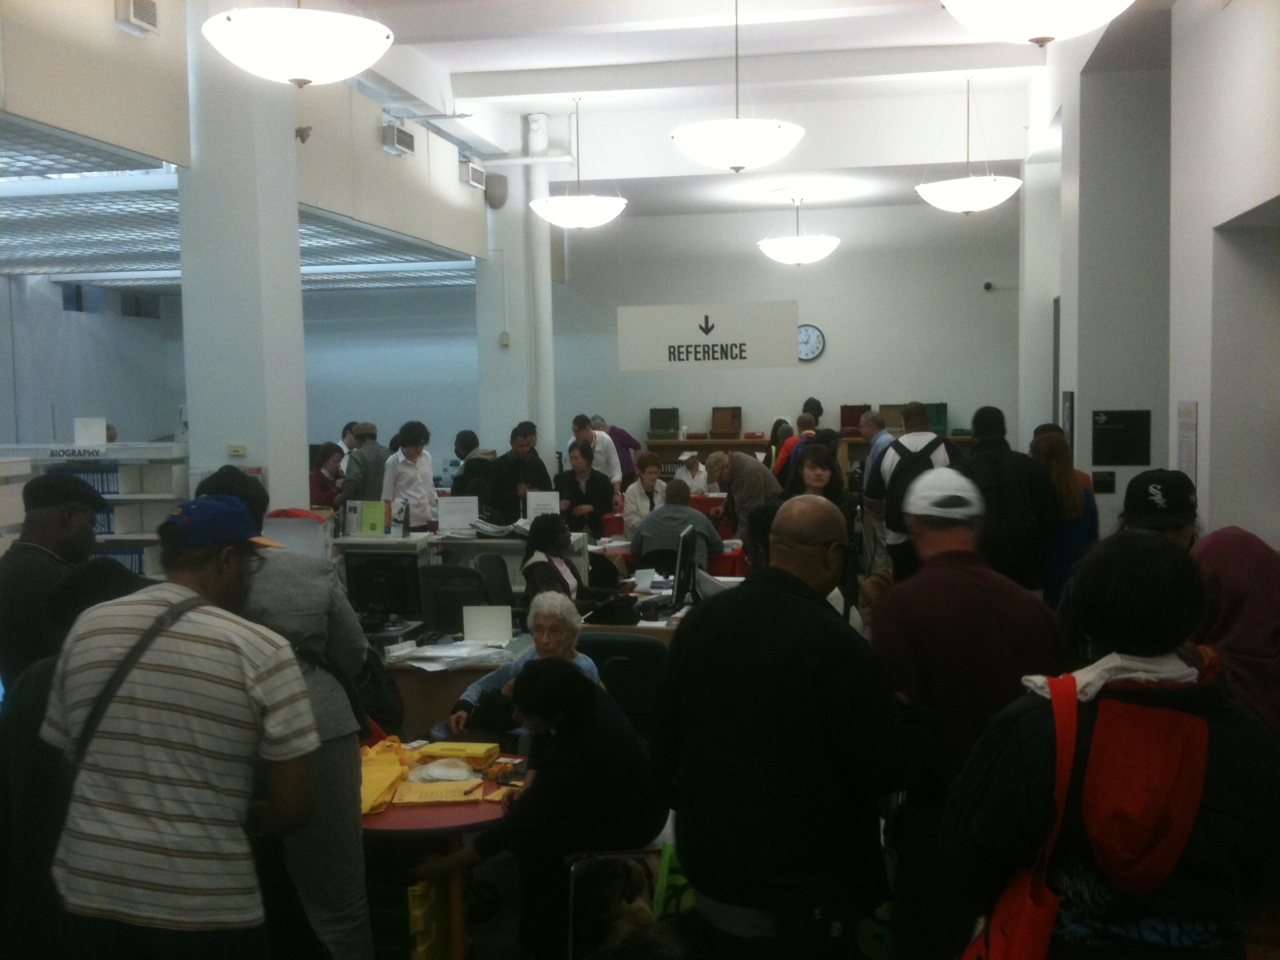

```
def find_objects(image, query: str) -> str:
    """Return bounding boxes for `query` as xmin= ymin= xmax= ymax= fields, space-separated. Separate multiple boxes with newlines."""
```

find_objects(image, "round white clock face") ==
xmin=798 ymin=324 xmax=825 ymax=361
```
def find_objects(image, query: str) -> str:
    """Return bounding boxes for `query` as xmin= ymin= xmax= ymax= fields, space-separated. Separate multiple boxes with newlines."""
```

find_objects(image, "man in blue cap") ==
xmin=0 ymin=472 xmax=107 ymax=689
xmin=41 ymin=495 xmax=319 ymax=959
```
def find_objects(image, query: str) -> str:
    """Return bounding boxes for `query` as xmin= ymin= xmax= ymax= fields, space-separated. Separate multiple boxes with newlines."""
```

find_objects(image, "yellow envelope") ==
xmin=361 ymin=759 xmax=405 ymax=814
xmin=392 ymin=780 xmax=484 ymax=805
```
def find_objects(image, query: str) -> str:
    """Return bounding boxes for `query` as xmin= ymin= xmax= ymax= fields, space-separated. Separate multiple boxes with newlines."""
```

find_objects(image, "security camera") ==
xmin=295 ymin=126 xmax=313 ymax=144
xmin=983 ymin=281 xmax=994 ymax=291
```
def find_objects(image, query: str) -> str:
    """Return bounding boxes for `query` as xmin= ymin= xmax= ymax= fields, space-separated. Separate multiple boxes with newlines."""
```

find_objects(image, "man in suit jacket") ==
xmin=342 ymin=423 xmax=389 ymax=503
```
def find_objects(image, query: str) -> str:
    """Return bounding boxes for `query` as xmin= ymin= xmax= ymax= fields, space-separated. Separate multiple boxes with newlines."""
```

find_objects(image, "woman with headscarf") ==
xmin=1191 ymin=526 xmax=1280 ymax=738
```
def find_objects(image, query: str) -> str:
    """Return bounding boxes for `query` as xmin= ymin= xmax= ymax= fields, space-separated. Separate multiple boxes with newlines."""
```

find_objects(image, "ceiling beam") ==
xmin=454 ymin=42 xmax=1043 ymax=100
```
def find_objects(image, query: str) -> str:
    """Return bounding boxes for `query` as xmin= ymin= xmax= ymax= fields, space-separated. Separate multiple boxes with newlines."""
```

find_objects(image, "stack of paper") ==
xmin=393 ymin=781 xmax=483 ymax=805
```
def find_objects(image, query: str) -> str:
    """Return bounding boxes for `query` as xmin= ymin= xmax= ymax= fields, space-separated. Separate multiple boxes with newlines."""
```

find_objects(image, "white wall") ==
xmin=1208 ymin=228 xmax=1280 ymax=544
xmin=551 ymin=201 xmax=1021 ymax=443
xmin=302 ymin=287 xmax=481 ymax=471
xmin=1 ymin=276 xmax=184 ymax=444
xmin=1170 ymin=0 xmax=1280 ymax=535
xmin=1075 ymin=67 xmax=1171 ymax=533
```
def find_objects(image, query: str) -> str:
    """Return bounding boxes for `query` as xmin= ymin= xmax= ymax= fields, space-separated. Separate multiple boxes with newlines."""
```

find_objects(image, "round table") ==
xmin=364 ymin=779 xmax=508 ymax=960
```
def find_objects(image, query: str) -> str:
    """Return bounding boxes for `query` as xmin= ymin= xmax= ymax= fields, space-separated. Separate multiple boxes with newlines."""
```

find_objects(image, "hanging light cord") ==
xmin=965 ymin=77 xmax=971 ymax=177
xmin=794 ymin=200 xmax=801 ymax=237
xmin=734 ymin=0 xmax=740 ymax=120
xmin=574 ymin=99 xmax=582 ymax=197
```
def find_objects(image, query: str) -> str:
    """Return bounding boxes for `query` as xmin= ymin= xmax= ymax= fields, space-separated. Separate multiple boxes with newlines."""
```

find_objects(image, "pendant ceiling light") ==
xmin=942 ymin=0 xmax=1139 ymax=47
xmin=202 ymin=3 xmax=394 ymax=89
xmin=529 ymin=101 xmax=627 ymax=230
xmin=915 ymin=79 xmax=1022 ymax=214
xmin=671 ymin=0 xmax=803 ymax=173
xmin=758 ymin=199 xmax=839 ymax=265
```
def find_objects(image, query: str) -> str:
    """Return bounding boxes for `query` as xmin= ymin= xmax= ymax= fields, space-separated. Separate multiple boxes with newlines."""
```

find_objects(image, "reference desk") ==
xmin=333 ymin=530 xmax=588 ymax=591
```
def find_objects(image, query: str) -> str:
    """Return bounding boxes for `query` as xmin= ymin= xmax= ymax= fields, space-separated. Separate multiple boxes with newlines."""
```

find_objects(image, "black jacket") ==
xmin=554 ymin=469 xmax=613 ymax=539
xmin=942 ymin=681 xmax=1280 ymax=955
xmin=955 ymin=438 xmax=1062 ymax=590
xmin=489 ymin=451 xmax=553 ymax=525
xmin=653 ymin=567 xmax=896 ymax=912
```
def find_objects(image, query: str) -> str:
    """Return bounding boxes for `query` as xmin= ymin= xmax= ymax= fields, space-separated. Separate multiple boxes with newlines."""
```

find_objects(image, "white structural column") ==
xmin=177 ymin=0 xmax=308 ymax=507
xmin=475 ymin=172 xmax=536 ymax=449
xmin=1017 ymin=158 xmax=1062 ymax=447
xmin=1073 ymin=65 xmax=1171 ymax=532
xmin=524 ymin=113 xmax=558 ymax=459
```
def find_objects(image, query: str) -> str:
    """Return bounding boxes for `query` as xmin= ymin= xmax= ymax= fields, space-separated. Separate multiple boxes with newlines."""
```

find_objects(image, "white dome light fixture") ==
xmin=671 ymin=0 xmax=804 ymax=173
xmin=758 ymin=199 xmax=839 ymax=265
xmin=942 ymin=0 xmax=1139 ymax=46
xmin=202 ymin=5 xmax=393 ymax=89
xmin=529 ymin=100 xmax=627 ymax=230
xmin=915 ymin=79 xmax=1022 ymax=214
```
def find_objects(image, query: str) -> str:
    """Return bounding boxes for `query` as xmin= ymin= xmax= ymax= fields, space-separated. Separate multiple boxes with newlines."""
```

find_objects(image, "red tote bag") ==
xmin=961 ymin=674 xmax=1078 ymax=960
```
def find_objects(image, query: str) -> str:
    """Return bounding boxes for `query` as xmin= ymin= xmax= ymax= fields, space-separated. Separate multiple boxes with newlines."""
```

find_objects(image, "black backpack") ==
xmin=884 ymin=436 xmax=944 ymax=534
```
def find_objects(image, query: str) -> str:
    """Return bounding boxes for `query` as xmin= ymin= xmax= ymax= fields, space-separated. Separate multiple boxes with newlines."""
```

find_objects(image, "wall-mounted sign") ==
xmin=617 ymin=301 xmax=799 ymax=372
xmin=1092 ymin=410 xmax=1150 ymax=467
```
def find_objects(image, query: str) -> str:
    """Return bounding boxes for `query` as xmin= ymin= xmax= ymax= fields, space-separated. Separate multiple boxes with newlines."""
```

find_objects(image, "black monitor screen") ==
xmin=345 ymin=551 xmax=422 ymax=621
xmin=672 ymin=524 xmax=698 ymax=608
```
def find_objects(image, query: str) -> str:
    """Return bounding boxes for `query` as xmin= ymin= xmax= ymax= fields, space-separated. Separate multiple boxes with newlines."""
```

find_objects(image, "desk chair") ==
xmin=575 ymin=632 xmax=668 ymax=741
xmin=635 ymin=549 xmax=678 ymax=576
xmin=418 ymin=564 xmax=489 ymax=633
xmin=470 ymin=552 xmax=526 ymax=627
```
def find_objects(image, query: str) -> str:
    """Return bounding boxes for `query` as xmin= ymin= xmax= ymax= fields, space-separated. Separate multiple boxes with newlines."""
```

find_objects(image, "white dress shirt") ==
xmin=382 ymin=449 xmax=438 ymax=527
xmin=673 ymin=462 xmax=709 ymax=495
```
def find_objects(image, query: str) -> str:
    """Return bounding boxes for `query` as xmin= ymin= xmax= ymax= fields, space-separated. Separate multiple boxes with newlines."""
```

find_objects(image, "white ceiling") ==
xmin=4 ymin=0 xmax=1167 ymax=292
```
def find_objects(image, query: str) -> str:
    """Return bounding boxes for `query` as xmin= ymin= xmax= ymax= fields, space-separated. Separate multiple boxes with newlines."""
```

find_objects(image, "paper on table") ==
xmin=402 ymin=642 xmax=492 ymax=660
xmin=393 ymin=780 xmax=483 ymax=805
xmin=484 ymin=786 xmax=515 ymax=803
xmin=438 ymin=496 xmax=480 ymax=532
xmin=464 ymin=606 xmax=513 ymax=646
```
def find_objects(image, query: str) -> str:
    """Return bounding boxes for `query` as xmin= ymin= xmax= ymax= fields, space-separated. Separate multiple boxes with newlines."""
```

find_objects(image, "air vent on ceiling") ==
xmin=460 ymin=160 xmax=486 ymax=190
xmin=381 ymin=124 xmax=416 ymax=157
xmin=115 ymin=0 xmax=158 ymax=36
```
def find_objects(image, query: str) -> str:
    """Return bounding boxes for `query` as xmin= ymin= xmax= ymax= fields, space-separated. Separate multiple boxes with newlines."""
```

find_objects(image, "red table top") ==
xmin=363 ymin=779 xmax=507 ymax=838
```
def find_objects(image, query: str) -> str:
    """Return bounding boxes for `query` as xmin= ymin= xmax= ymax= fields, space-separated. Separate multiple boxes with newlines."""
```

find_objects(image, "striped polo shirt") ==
xmin=41 ymin=581 xmax=320 ymax=929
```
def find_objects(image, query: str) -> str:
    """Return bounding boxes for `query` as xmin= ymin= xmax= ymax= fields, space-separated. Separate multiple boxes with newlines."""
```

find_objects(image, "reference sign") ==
xmin=617 ymin=301 xmax=799 ymax=372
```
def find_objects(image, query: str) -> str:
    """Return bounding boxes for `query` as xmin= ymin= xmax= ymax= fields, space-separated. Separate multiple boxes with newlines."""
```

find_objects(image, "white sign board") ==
xmin=617 ymin=301 xmax=799 ymax=372
xmin=526 ymin=491 xmax=561 ymax=519
xmin=438 ymin=496 xmax=480 ymax=532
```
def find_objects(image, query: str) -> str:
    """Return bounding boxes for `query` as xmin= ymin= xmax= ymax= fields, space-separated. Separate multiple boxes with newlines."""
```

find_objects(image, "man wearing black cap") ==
xmin=1119 ymin=468 xmax=1199 ymax=550
xmin=0 ymin=472 xmax=107 ymax=688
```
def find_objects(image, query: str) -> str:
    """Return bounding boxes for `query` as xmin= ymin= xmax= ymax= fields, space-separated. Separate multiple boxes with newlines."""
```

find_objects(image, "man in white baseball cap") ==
xmin=871 ymin=467 xmax=1067 ymax=960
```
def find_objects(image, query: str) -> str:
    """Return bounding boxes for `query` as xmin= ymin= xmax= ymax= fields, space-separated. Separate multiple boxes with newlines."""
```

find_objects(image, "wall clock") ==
xmin=798 ymin=324 xmax=825 ymax=362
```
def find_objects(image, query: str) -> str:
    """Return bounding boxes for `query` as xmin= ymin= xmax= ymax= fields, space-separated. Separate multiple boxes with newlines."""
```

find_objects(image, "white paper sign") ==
xmin=617 ymin=301 xmax=799 ymax=372
xmin=526 ymin=491 xmax=560 ymax=519
xmin=438 ymin=496 xmax=480 ymax=532
xmin=74 ymin=418 xmax=107 ymax=446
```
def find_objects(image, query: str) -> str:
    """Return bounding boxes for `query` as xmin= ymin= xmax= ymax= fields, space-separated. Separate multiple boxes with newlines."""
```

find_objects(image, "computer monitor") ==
xmin=672 ymin=524 xmax=698 ymax=608
xmin=344 ymin=551 xmax=422 ymax=622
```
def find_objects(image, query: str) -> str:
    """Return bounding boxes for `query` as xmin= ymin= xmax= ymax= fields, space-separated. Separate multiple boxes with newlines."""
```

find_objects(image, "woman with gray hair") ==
xmin=446 ymin=591 xmax=600 ymax=738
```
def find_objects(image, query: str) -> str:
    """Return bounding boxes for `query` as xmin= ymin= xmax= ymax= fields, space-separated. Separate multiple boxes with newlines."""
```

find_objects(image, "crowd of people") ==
xmin=1 ymin=397 xmax=1278 ymax=960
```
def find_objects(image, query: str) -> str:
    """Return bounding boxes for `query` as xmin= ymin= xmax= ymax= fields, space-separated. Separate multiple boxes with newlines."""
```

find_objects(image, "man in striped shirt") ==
xmin=41 ymin=495 xmax=319 ymax=959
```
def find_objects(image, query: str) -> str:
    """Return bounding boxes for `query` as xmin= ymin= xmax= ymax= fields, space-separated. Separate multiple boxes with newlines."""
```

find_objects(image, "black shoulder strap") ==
xmin=71 ymin=594 xmax=208 ymax=774
xmin=922 ymin=435 xmax=944 ymax=457
xmin=890 ymin=439 xmax=910 ymax=458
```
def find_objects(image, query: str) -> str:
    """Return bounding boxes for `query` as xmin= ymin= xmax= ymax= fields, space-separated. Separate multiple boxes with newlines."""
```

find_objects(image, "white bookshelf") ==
xmin=0 ymin=443 xmax=188 ymax=573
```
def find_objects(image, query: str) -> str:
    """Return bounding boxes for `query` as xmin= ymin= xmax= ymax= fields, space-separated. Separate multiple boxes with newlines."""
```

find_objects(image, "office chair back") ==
xmin=418 ymin=564 xmax=490 ymax=633
xmin=635 ymin=549 xmax=678 ymax=577
xmin=575 ymin=632 xmax=668 ymax=740
xmin=470 ymin=553 xmax=516 ymax=606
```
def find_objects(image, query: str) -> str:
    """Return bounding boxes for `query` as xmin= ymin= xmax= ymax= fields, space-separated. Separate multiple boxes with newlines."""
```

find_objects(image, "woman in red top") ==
xmin=309 ymin=441 xmax=345 ymax=509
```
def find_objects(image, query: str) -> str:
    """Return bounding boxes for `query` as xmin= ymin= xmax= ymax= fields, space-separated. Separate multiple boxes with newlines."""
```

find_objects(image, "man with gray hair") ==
xmin=654 ymin=496 xmax=895 ymax=955
xmin=871 ymin=468 xmax=1065 ymax=960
